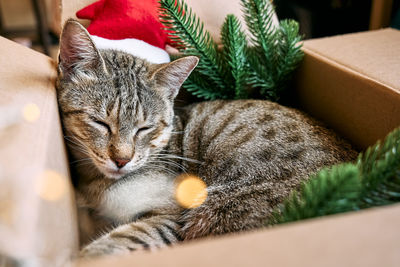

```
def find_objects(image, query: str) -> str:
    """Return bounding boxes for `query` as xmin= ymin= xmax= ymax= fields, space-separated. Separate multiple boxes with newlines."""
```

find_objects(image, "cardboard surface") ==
xmin=0 ymin=37 xmax=78 ymax=266
xmin=295 ymin=28 xmax=400 ymax=149
xmin=76 ymin=204 xmax=400 ymax=267
xmin=302 ymin=29 xmax=400 ymax=91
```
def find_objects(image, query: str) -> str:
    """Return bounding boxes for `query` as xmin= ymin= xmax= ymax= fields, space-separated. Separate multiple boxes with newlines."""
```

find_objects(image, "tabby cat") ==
xmin=56 ymin=19 xmax=357 ymax=257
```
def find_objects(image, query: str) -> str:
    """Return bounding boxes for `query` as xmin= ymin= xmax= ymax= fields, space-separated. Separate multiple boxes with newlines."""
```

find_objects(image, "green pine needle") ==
xmin=357 ymin=128 xmax=400 ymax=207
xmin=159 ymin=0 xmax=304 ymax=101
xmin=220 ymin=14 xmax=248 ymax=99
xmin=274 ymin=20 xmax=304 ymax=94
xmin=270 ymin=164 xmax=361 ymax=224
xmin=159 ymin=0 xmax=227 ymax=97
xmin=184 ymin=72 xmax=226 ymax=100
xmin=241 ymin=0 xmax=277 ymax=69
xmin=241 ymin=0 xmax=304 ymax=101
xmin=246 ymin=46 xmax=275 ymax=98
xmin=270 ymin=127 xmax=400 ymax=226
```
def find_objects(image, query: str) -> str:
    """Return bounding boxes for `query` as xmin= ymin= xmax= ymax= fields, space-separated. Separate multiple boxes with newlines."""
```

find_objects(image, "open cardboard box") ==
xmin=1 ymin=1 xmax=400 ymax=266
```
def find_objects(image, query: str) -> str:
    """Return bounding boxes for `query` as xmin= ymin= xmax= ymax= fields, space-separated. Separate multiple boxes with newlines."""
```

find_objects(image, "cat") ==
xmin=56 ymin=19 xmax=357 ymax=258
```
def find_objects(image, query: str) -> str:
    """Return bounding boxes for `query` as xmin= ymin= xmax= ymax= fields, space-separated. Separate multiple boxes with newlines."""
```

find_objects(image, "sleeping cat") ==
xmin=56 ymin=19 xmax=357 ymax=257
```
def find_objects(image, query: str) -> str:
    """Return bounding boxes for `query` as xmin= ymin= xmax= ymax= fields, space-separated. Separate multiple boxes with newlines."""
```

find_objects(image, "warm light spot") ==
xmin=35 ymin=170 xmax=67 ymax=201
xmin=175 ymin=174 xmax=207 ymax=208
xmin=0 ymin=194 xmax=14 ymax=226
xmin=22 ymin=103 xmax=40 ymax=122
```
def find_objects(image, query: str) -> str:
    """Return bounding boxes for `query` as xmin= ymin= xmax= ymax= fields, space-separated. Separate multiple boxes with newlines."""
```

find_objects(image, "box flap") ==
xmin=295 ymin=28 xmax=400 ymax=149
xmin=0 ymin=37 xmax=78 ymax=266
xmin=303 ymin=28 xmax=400 ymax=91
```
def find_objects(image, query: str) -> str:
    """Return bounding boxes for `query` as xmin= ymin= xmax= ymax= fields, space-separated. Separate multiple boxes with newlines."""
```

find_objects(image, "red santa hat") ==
xmin=76 ymin=0 xmax=171 ymax=64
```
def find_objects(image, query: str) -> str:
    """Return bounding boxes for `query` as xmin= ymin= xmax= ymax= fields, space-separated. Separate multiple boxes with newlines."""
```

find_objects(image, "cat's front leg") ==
xmin=79 ymin=214 xmax=181 ymax=258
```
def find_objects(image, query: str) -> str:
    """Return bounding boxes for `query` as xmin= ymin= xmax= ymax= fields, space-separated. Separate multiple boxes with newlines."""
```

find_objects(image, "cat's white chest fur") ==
xmin=99 ymin=172 xmax=177 ymax=223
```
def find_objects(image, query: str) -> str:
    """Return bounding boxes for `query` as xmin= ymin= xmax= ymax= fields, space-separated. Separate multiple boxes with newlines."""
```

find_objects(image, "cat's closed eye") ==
xmin=136 ymin=126 xmax=152 ymax=135
xmin=92 ymin=119 xmax=112 ymax=133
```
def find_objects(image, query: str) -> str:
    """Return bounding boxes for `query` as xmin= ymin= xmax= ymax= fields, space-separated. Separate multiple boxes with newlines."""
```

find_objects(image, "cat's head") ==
xmin=56 ymin=19 xmax=198 ymax=179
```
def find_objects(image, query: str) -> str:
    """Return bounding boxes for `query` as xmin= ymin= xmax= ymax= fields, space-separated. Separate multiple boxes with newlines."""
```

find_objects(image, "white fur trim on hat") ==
xmin=91 ymin=35 xmax=170 ymax=64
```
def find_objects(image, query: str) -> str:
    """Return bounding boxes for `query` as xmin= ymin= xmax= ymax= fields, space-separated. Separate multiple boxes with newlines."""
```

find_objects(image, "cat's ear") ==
xmin=58 ymin=19 xmax=106 ymax=80
xmin=150 ymin=56 xmax=199 ymax=99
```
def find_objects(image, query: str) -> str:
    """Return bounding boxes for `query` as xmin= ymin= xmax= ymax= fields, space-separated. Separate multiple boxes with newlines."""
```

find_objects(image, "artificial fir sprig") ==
xmin=241 ymin=0 xmax=303 ymax=99
xmin=270 ymin=127 xmax=400 ymax=225
xmin=220 ymin=14 xmax=248 ymax=99
xmin=269 ymin=164 xmax=361 ymax=224
xmin=358 ymin=128 xmax=400 ymax=207
xmin=159 ymin=0 xmax=227 ymax=99
xmin=159 ymin=0 xmax=304 ymax=101
xmin=274 ymin=20 xmax=304 ymax=95
xmin=241 ymin=0 xmax=277 ymax=71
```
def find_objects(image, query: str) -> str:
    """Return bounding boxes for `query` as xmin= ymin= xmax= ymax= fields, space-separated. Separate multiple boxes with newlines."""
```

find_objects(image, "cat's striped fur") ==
xmin=56 ymin=20 xmax=357 ymax=257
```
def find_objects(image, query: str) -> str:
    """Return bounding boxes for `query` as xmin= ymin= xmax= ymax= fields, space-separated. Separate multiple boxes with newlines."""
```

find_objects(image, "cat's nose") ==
xmin=113 ymin=158 xmax=130 ymax=168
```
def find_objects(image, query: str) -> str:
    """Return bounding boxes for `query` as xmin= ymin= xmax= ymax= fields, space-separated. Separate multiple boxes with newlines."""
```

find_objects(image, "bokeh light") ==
xmin=0 ymin=194 xmax=13 ymax=226
xmin=22 ymin=103 xmax=40 ymax=123
xmin=175 ymin=174 xmax=207 ymax=209
xmin=35 ymin=170 xmax=67 ymax=202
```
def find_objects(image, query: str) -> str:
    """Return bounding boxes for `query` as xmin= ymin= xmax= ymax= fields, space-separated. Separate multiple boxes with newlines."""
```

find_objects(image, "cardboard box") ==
xmin=1 ymin=1 xmax=400 ymax=266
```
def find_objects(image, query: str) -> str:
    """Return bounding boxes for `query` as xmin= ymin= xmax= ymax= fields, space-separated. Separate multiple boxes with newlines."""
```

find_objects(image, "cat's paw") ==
xmin=79 ymin=236 xmax=134 ymax=258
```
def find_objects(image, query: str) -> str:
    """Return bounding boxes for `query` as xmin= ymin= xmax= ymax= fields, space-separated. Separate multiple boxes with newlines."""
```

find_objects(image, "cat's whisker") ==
xmin=154 ymin=153 xmax=203 ymax=164
xmin=71 ymin=148 xmax=92 ymax=159
xmin=149 ymin=156 xmax=188 ymax=170
xmin=149 ymin=159 xmax=187 ymax=172
xmin=75 ymin=161 xmax=96 ymax=168
xmin=64 ymin=134 xmax=89 ymax=148
xmin=64 ymin=136 xmax=91 ymax=155
xmin=71 ymin=158 xmax=92 ymax=164
xmin=69 ymin=144 xmax=91 ymax=155
xmin=146 ymin=158 xmax=183 ymax=170
xmin=64 ymin=135 xmax=86 ymax=147
xmin=65 ymin=135 xmax=108 ymax=166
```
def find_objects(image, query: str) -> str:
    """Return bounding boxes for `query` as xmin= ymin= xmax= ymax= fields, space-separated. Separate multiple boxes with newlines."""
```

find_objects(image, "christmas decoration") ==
xmin=270 ymin=127 xmax=400 ymax=225
xmin=159 ymin=0 xmax=304 ymax=101
xmin=76 ymin=0 xmax=171 ymax=64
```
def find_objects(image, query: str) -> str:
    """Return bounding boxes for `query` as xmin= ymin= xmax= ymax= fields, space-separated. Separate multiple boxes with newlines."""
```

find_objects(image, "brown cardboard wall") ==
xmin=0 ymin=37 xmax=78 ymax=266
xmin=295 ymin=29 xmax=400 ymax=149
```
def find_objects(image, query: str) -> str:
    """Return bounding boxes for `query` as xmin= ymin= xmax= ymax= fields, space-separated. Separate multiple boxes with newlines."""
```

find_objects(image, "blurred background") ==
xmin=276 ymin=0 xmax=400 ymax=39
xmin=0 ymin=0 xmax=399 ymax=59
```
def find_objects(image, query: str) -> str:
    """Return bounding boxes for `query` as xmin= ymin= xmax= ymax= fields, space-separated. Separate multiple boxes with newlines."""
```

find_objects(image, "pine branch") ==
xmin=357 ymin=128 xmax=400 ymax=207
xmin=270 ymin=127 xmax=400 ymax=226
xmin=159 ymin=0 xmax=227 ymax=96
xmin=160 ymin=0 xmax=303 ymax=101
xmin=241 ymin=0 xmax=277 ymax=70
xmin=184 ymin=72 xmax=226 ymax=100
xmin=220 ymin=14 xmax=248 ymax=99
xmin=274 ymin=20 xmax=304 ymax=95
xmin=270 ymin=164 xmax=361 ymax=224
xmin=241 ymin=0 xmax=303 ymax=101
xmin=246 ymin=46 xmax=275 ymax=98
